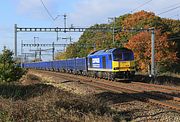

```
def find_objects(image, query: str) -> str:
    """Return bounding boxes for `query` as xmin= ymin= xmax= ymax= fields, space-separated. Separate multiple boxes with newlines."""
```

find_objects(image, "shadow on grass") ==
xmin=0 ymin=83 xmax=54 ymax=100
xmin=55 ymin=90 xmax=178 ymax=121
xmin=114 ymin=108 xmax=179 ymax=121
xmin=0 ymin=82 xmax=178 ymax=121
xmin=94 ymin=91 xmax=180 ymax=121
xmin=134 ymin=75 xmax=180 ymax=86
xmin=61 ymin=80 xmax=79 ymax=84
xmin=95 ymin=91 xmax=175 ymax=105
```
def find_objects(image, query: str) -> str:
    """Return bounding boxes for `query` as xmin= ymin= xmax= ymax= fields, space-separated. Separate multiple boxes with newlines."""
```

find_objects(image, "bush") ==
xmin=0 ymin=47 xmax=25 ymax=83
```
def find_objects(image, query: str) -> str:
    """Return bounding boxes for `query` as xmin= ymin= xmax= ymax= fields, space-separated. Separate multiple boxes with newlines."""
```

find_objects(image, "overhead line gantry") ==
xmin=14 ymin=24 xmax=156 ymax=77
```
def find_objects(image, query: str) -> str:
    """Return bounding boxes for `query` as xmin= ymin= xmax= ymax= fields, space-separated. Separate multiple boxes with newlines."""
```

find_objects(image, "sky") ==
xmin=0 ymin=0 xmax=180 ymax=60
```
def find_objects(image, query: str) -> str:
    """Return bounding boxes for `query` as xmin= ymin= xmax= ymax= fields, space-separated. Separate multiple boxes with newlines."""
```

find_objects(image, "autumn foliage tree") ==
xmin=122 ymin=11 xmax=154 ymax=28
xmin=55 ymin=10 xmax=180 ymax=73
xmin=125 ymin=30 xmax=178 ymax=73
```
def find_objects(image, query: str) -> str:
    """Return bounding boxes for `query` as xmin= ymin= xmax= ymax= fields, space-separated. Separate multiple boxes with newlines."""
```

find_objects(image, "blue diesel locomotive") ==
xmin=23 ymin=48 xmax=135 ymax=80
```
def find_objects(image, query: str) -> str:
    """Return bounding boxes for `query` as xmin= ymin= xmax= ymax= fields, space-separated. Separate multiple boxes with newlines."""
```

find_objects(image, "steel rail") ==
xmin=32 ymin=70 xmax=180 ymax=111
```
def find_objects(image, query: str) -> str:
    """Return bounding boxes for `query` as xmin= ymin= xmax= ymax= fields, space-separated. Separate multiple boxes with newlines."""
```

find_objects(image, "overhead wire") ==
xmin=130 ymin=0 xmax=153 ymax=13
xmin=158 ymin=5 xmax=180 ymax=15
xmin=40 ymin=0 xmax=55 ymax=21
xmin=161 ymin=2 xmax=180 ymax=10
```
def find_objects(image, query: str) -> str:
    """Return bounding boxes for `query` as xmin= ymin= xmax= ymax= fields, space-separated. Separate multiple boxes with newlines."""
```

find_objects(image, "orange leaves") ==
xmin=57 ymin=10 xmax=179 ymax=73
xmin=122 ymin=11 xmax=155 ymax=28
xmin=125 ymin=30 xmax=178 ymax=72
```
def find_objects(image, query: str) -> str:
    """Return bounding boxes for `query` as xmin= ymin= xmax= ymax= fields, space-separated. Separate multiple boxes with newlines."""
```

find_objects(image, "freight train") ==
xmin=23 ymin=48 xmax=135 ymax=80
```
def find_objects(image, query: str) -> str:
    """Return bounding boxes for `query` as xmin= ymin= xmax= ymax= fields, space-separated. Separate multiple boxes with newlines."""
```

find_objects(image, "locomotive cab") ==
xmin=112 ymin=48 xmax=135 ymax=79
xmin=87 ymin=48 xmax=135 ymax=80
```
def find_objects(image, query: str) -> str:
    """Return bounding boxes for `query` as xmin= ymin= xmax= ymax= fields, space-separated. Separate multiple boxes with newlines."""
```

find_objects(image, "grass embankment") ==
xmin=134 ymin=73 xmax=180 ymax=86
xmin=0 ymin=74 xmax=124 ymax=122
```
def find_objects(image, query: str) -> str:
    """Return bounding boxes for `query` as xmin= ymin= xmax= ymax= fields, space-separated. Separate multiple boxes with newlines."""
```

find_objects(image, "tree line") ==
xmin=56 ymin=11 xmax=180 ymax=73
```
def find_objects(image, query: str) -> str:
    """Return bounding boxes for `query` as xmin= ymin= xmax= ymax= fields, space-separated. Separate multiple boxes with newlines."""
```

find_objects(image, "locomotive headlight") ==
xmin=114 ymin=67 xmax=120 ymax=70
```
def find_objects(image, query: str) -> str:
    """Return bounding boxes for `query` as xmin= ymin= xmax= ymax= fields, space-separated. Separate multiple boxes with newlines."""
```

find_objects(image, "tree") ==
xmin=125 ymin=30 xmax=178 ymax=73
xmin=0 ymin=47 xmax=25 ymax=83
xmin=55 ymin=11 xmax=180 ymax=73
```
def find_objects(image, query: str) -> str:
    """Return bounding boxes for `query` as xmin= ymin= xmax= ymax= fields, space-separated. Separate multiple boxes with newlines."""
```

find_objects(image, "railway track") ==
xmin=130 ymin=82 xmax=180 ymax=101
xmin=132 ymin=82 xmax=180 ymax=92
xmin=33 ymin=70 xmax=180 ymax=112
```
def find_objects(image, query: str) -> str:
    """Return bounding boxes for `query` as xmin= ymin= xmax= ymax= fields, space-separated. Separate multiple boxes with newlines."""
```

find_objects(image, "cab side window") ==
xmin=113 ymin=53 xmax=122 ymax=61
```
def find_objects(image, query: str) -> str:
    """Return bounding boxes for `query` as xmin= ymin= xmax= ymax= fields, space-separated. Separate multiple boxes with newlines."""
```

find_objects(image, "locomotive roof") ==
xmin=88 ymin=48 xmax=132 ymax=56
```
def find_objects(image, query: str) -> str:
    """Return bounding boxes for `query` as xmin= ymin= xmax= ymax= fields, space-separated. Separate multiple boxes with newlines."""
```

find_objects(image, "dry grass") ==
xmin=134 ymin=73 xmax=180 ymax=86
xmin=0 ymin=74 xmax=125 ymax=122
xmin=160 ymin=72 xmax=180 ymax=78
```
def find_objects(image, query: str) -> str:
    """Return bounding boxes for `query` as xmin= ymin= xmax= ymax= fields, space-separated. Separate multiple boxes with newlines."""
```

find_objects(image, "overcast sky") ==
xmin=0 ymin=0 xmax=180 ymax=60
